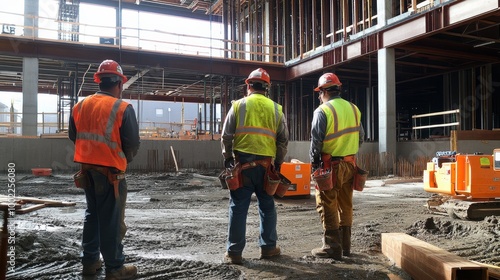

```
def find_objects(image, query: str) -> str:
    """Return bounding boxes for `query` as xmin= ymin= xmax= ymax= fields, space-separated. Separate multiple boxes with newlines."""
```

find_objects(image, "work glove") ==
xmin=224 ymin=157 xmax=235 ymax=169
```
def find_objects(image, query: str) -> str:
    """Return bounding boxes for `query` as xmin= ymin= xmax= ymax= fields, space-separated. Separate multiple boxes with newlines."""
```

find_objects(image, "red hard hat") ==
xmin=245 ymin=68 xmax=271 ymax=87
xmin=93 ymin=59 xmax=128 ymax=84
xmin=314 ymin=73 xmax=342 ymax=91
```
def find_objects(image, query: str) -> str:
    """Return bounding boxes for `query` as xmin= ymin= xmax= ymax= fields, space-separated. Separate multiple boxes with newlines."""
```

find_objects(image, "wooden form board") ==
xmin=0 ymin=195 xmax=75 ymax=214
xmin=382 ymin=233 xmax=487 ymax=280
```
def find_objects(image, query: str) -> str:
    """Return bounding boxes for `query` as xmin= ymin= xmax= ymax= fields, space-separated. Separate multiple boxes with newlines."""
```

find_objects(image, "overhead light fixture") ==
xmin=473 ymin=41 xmax=495 ymax=48
xmin=135 ymin=0 xmax=140 ymax=5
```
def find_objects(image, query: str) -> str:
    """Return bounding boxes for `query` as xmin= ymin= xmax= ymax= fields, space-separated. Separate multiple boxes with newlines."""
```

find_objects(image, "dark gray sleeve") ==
xmin=68 ymin=114 xmax=76 ymax=143
xmin=359 ymin=123 xmax=365 ymax=147
xmin=309 ymin=108 xmax=327 ymax=162
xmin=221 ymin=105 xmax=236 ymax=160
xmin=274 ymin=112 xmax=289 ymax=165
xmin=120 ymin=105 xmax=141 ymax=163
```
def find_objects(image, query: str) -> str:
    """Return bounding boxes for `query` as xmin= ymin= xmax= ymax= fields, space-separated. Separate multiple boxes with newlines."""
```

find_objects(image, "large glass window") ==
xmin=122 ymin=9 xmax=224 ymax=57
xmin=79 ymin=3 xmax=116 ymax=44
xmin=38 ymin=0 xmax=59 ymax=40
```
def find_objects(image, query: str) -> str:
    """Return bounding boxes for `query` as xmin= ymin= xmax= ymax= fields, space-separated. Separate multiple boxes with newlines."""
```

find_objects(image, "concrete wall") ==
xmin=1 ymin=138 xmax=498 ymax=173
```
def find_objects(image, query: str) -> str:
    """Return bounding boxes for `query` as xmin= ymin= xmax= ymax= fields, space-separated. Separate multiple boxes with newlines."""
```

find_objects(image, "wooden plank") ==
xmin=15 ymin=204 xmax=46 ymax=214
xmin=382 ymin=233 xmax=488 ymax=280
xmin=0 ymin=195 xmax=75 ymax=207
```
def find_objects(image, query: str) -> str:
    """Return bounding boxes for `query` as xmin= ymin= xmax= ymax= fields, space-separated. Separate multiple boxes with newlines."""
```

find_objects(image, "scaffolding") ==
xmin=58 ymin=0 xmax=80 ymax=42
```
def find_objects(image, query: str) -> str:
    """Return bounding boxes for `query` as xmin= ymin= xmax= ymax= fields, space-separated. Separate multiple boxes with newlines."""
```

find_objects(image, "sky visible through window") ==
xmin=0 ymin=0 xmax=223 ymax=134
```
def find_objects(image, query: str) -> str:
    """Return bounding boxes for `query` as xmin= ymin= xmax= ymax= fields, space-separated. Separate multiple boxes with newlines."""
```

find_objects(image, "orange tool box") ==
xmin=280 ymin=162 xmax=311 ymax=197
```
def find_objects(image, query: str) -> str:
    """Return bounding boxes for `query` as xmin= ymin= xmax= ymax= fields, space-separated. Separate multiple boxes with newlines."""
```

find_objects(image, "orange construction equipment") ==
xmin=279 ymin=162 xmax=312 ymax=197
xmin=423 ymin=149 xmax=500 ymax=220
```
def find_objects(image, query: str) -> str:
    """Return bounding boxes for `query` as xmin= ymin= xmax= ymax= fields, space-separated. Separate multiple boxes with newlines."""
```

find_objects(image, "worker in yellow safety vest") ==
xmin=221 ymin=68 xmax=289 ymax=264
xmin=309 ymin=72 xmax=364 ymax=260
xmin=69 ymin=59 xmax=140 ymax=279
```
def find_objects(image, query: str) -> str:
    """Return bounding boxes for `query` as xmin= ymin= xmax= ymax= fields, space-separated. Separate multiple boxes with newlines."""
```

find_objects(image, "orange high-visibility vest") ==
xmin=72 ymin=94 xmax=129 ymax=171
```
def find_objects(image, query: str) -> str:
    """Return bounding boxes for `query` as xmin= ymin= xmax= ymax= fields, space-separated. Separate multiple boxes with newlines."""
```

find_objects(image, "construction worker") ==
xmin=221 ymin=68 xmax=289 ymax=264
xmin=69 ymin=59 xmax=140 ymax=279
xmin=309 ymin=72 xmax=364 ymax=260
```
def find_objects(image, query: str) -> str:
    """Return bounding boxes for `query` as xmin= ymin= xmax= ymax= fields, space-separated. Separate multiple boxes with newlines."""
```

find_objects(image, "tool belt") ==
xmin=333 ymin=154 xmax=368 ymax=191
xmin=322 ymin=153 xmax=368 ymax=191
xmin=74 ymin=164 xmax=126 ymax=198
xmin=312 ymin=154 xmax=357 ymax=192
xmin=219 ymin=158 xmax=285 ymax=196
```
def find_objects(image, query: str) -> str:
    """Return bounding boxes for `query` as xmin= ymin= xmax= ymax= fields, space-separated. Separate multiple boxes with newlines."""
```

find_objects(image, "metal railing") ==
xmin=0 ymin=10 xmax=284 ymax=64
xmin=412 ymin=109 xmax=460 ymax=139
xmin=0 ymin=112 xmax=64 ymax=135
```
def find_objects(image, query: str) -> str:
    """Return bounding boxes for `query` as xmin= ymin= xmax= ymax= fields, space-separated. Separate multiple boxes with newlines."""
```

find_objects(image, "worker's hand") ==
xmin=224 ymin=157 xmax=235 ymax=169
xmin=274 ymin=161 xmax=281 ymax=172
xmin=311 ymin=157 xmax=322 ymax=171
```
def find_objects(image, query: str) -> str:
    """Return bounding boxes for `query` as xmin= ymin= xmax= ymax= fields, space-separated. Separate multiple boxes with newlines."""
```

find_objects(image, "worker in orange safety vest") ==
xmin=69 ymin=59 xmax=140 ymax=280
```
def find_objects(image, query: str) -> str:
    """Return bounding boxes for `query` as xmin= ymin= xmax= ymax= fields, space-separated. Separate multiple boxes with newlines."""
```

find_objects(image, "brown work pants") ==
xmin=315 ymin=160 xmax=355 ymax=231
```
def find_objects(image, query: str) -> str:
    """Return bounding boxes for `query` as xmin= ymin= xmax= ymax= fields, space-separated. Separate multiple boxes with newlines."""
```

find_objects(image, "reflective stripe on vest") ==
xmin=320 ymin=99 xmax=361 ymax=156
xmin=73 ymin=94 xmax=128 ymax=171
xmin=233 ymin=94 xmax=282 ymax=157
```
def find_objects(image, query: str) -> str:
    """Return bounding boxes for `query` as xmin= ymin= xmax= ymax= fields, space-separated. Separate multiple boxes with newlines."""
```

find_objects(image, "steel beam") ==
xmin=0 ymin=37 xmax=285 ymax=82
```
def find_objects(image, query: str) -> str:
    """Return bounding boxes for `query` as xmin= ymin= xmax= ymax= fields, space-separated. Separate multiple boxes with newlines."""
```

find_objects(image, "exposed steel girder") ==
xmin=0 ymin=38 xmax=285 ymax=81
xmin=286 ymin=0 xmax=500 ymax=81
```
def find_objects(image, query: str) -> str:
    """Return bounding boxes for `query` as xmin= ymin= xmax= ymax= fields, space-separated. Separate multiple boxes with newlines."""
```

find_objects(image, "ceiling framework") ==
xmin=0 ymin=0 xmax=499 ymax=140
xmin=0 ymin=1 xmax=498 ymax=99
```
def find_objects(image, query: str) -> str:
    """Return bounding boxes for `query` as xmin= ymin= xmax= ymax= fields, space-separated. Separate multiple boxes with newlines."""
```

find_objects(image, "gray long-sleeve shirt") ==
xmin=221 ymin=93 xmax=289 ymax=165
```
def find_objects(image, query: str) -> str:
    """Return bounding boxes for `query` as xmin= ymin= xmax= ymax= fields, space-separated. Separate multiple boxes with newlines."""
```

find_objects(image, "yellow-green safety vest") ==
xmin=320 ymin=98 xmax=361 ymax=156
xmin=233 ymin=94 xmax=283 ymax=157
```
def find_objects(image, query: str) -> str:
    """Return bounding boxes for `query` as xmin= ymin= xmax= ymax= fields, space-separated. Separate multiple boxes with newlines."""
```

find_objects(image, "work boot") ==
xmin=82 ymin=259 xmax=102 ymax=275
xmin=260 ymin=246 xmax=281 ymax=259
xmin=311 ymin=230 xmax=342 ymax=260
xmin=105 ymin=265 xmax=137 ymax=280
xmin=340 ymin=226 xmax=351 ymax=256
xmin=224 ymin=252 xmax=243 ymax=265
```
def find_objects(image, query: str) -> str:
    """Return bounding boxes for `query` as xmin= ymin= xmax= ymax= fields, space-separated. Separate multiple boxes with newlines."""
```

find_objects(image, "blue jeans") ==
xmin=81 ymin=169 xmax=127 ymax=271
xmin=226 ymin=161 xmax=278 ymax=255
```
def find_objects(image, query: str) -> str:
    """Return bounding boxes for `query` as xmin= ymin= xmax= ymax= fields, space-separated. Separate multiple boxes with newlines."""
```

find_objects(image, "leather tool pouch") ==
xmin=312 ymin=155 xmax=338 ymax=192
xmin=274 ymin=173 xmax=292 ymax=198
xmin=352 ymin=166 xmax=368 ymax=191
xmin=312 ymin=167 xmax=333 ymax=191
xmin=223 ymin=163 xmax=243 ymax=191
xmin=264 ymin=164 xmax=281 ymax=196
xmin=73 ymin=169 xmax=90 ymax=189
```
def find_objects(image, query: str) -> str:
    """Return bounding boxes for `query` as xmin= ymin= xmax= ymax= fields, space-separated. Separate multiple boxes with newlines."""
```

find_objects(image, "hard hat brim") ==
xmin=94 ymin=71 xmax=128 ymax=84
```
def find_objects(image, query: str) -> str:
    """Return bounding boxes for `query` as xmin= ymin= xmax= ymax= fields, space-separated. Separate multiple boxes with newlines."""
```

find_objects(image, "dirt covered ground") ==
xmin=3 ymin=170 xmax=500 ymax=280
